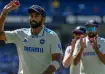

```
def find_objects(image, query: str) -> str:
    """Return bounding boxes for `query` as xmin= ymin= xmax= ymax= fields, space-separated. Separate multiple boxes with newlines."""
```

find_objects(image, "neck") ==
xmin=31 ymin=25 xmax=43 ymax=35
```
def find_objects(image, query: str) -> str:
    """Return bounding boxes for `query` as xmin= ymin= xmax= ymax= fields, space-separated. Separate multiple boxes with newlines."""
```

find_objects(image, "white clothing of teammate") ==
xmin=73 ymin=36 xmax=105 ymax=74
xmin=64 ymin=46 xmax=80 ymax=74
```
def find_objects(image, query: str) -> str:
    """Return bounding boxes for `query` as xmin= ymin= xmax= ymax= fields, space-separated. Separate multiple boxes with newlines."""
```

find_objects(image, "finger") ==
xmin=80 ymin=38 xmax=83 ymax=45
xmin=71 ymin=38 xmax=74 ymax=42
xmin=6 ymin=1 xmax=14 ymax=9
xmin=94 ymin=37 xmax=97 ymax=43
xmin=82 ymin=38 xmax=86 ymax=47
xmin=90 ymin=38 xmax=94 ymax=42
xmin=5 ymin=2 xmax=12 ymax=8
xmin=83 ymin=38 xmax=86 ymax=43
xmin=81 ymin=35 xmax=84 ymax=38
xmin=7 ymin=1 xmax=13 ymax=7
xmin=92 ymin=37 xmax=96 ymax=44
xmin=93 ymin=37 xmax=96 ymax=42
xmin=71 ymin=39 xmax=75 ymax=45
xmin=93 ymin=37 xmax=98 ymax=45
xmin=73 ymin=39 xmax=76 ymax=42
xmin=71 ymin=39 xmax=73 ymax=45
xmin=80 ymin=35 xmax=83 ymax=39
xmin=7 ymin=6 xmax=12 ymax=10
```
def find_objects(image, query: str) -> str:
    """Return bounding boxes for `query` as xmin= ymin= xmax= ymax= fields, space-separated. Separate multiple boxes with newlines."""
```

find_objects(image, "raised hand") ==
xmin=71 ymin=39 xmax=77 ymax=52
xmin=80 ymin=35 xmax=86 ymax=50
xmin=3 ymin=0 xmax=20 ymax=12
xmin=71 ymin=39 xmax=77 ymax=48
xmin=91 ymin=37 xmax=98 ymax=49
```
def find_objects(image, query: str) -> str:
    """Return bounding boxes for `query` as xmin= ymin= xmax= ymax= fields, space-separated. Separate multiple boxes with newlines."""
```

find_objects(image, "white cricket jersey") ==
xmin=5 ymin=25 xmax=62 ymax=74
xmin=73 ymin=36 xmax=105 ymax=74
xmin=64 ymin=46 xmax=80 ymax=74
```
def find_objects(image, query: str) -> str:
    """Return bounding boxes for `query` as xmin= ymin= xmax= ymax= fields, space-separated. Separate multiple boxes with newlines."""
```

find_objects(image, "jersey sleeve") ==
xmin=73 ymin=39 xmax=81 ymax=58
xmin=64 ymin=46 xmax=72 ymax=56
xmin=5 ymin=31 xmax=17 ymax=43
xmin=50 ymin=34 xmax=63 ymax=54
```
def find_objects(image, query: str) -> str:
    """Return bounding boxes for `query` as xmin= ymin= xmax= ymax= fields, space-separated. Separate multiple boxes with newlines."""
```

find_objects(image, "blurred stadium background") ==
xmin=0 ymin=0 xmax=105 ymax=74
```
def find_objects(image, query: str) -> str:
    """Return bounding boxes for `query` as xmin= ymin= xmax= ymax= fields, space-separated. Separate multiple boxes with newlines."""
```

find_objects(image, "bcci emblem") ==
xmin=40 ymin=39 xmax=45 ymax=44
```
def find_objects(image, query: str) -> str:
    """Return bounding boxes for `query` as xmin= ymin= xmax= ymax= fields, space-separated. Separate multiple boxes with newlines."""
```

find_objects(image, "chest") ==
xmin=16 ymin=34 xmax=51 ymax=55
xmin=23 ymin=37 xmax=47 ymax=47
xmin=82 ymin=41 xmax=102 ymax=57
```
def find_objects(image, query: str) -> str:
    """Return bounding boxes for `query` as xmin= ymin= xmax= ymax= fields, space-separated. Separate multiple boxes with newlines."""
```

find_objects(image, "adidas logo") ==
xmin=23 ymin=39 xmax=28 ymax=42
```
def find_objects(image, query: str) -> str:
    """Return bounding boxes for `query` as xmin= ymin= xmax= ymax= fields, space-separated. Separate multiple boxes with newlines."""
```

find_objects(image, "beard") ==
xmin=87 ymin=32 xmax=97 ymax=38
xmin=30 ymin=20 xmax=42 ymax=29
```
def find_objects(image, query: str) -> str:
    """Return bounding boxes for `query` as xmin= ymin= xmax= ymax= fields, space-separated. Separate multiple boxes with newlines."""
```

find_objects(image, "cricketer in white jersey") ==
xmin=0 ymin=2 xmax=62 ymax=74
xmin=73 ymin=36 xmax=105 ymax=74
xmin=5 ymin=25 xmax=62 ymax=74
xmin=64 ymin=46 xmax=80 ymax=74
xmin=73 ymin=20 xmax=105 ymax=74
xmin=63 ymin=26 xmax=86 ymax=74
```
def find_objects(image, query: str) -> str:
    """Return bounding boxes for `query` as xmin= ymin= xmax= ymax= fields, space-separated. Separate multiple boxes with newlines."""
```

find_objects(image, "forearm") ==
xmin=0 ymin=9 xmax=8 ymax=40
xmin=63 ymin=54 xmax=73 ymax=68
xmin=43 ymin=53 xmax=61 ymax=74
xmin=63 ymin=48 xmax=74 ymax=68
xmin=73 ymin=48 xmax=84 ymax=65
xmin=0 ymin=9 xmax=8 ymax=32
xmin=95 ymin=48 xmax=105 ymax=64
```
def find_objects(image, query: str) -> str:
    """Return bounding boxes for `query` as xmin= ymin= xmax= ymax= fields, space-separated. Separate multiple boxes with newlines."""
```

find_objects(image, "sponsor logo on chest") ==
xmin=23 ymin=38 xmax=47 ymax=53
xmin=24 ymin=46 xmax=43 ymax=53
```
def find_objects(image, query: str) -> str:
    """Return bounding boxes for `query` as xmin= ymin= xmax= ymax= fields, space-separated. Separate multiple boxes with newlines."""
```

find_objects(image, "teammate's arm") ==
xmin=73 ymin=38 xmax=85 ymax=65
xmin=94 ymin=48 xmax=105 ymax=64
xmin=92 ymin=37 xmax=105 ymax=64
xmin=63 ymin=39 xmax=76 ymax=68
xmin=42 ymin=34 xmax=63 ymax=74
xmin=0 ymin=1 xmax=19 ymax=40
xmin=63 ymin=46 xmax=73 ymax=68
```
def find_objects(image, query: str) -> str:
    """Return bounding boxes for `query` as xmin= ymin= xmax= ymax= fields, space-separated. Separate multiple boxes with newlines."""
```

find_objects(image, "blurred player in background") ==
xmin=0 ymin=1 xmax=62 ymax=74
xmin=73 ymin=20 xmax=105 ymax=74
xmin=63 ymin=26 xmax=86 ymax=74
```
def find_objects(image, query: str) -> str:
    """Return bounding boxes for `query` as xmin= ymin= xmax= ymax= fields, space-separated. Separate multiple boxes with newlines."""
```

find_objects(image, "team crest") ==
xmin=40 ymin=39 xmax=45 ymax=44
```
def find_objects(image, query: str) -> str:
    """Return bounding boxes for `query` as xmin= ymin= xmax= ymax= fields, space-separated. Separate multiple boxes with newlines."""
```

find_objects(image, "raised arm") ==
xmin=0 ymin=0 xmax=20 ymax=40
xmin=63 ymin=39 xmax=76 ymax=68
xmin=73 ymin=37 xmax=86 ymax=65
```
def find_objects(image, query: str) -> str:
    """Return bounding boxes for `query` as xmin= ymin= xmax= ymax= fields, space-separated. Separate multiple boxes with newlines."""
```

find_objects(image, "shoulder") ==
xmin=66 ymin=46 xmax=72 ymax=51
xmin=98 ymin=37 xmax=105 ymax=42
xmin=65 ymin=46 xmax=72 ymax=54
xmin=15 ymin=28 xmax=29 ymax=32
xmin=14 ymin=28 xmax=30 ymax=34
xmin=44 ymin=27 xmax=58 ymax=37
xmin=5 ymin=28 xmax=30 ymax=36
xmin=5 ymin=28 xmax=29 ymax=32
